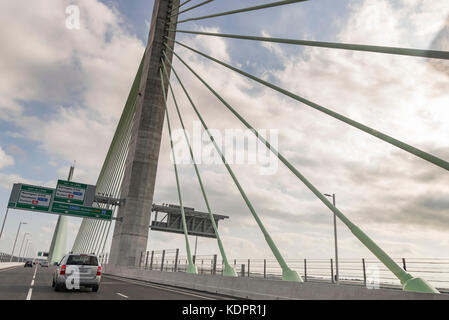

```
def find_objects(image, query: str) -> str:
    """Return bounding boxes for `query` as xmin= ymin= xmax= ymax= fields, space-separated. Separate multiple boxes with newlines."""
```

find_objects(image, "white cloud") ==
xmin=0 ymin=173 xmax=41 ymax=190
xmin=0 ymin=0 xmax=145 ymax=181
xmin=0 ymin=147 xmax=14 ymax=169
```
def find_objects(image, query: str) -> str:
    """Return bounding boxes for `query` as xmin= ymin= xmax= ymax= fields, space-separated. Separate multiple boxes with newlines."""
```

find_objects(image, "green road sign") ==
xmin=8 ymin=202 xmax=16 ymax=208
xmin=51 ymin=202 xmax=112 ymax=220
xmin=54 ymin=180 xmax=87 ymax=205
xmin=16 ymin=185 xmax=53 ymax=212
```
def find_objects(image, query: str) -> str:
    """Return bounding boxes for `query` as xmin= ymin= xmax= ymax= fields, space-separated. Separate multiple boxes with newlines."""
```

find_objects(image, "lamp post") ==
xmin=21 ymin=238 xmax=31 ymax=262
xmin=10 ymin=222 xmax=27 ymax=262
xmin=324 ymin=193 xmax=339 ymax=283
xmin=18 ymin=232 xmax=30 ymax=262
xmin=24 ymin=242 xmax=32 ymax=261
xmin=0 ymin=207 xmax=11 ymax=239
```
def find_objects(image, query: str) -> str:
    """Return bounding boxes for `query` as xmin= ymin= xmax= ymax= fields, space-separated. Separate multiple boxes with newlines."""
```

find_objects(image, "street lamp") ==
xmin=21 ymin=238 xmax=31 ymax=262
xmin=18 ymin=232 xmax=30 ymax=262
xmin=10 ymin=222 xmax=27 ymax=262
xmin=324 ymin=193 xmax=339 ymax=283
xmin=24 ymin=242 xmax=32 ymax=261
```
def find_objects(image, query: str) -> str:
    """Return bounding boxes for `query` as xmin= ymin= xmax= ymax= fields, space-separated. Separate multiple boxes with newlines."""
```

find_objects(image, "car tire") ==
xmin=92 ymin=285 xmax=99 ymax=292
xmin=55 ymin=283 xmax=66 ymax=292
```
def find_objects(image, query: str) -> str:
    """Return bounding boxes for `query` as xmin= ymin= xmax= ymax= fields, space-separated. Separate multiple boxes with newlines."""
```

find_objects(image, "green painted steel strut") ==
xmin=161 ymin=58 xmax=236 ymax=277
xmin=165 ymin=47 xmax=439 ymax=293
xmin=162 ymin=51 xmax=301 ymax=282
xmin=159 ymin=68 xmax=197 ymax=275
xmin=168 ymin=39 xmax=449 ymax=173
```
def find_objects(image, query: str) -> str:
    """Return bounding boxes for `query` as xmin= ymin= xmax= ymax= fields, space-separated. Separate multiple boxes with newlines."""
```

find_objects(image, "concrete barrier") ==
xmin=0 ymin=262 xmax=24 ymax=270
xmin=104 ymin=266 xmax=449 ymax=300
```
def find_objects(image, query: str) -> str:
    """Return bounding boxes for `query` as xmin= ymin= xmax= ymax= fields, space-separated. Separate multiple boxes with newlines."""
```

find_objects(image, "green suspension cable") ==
xmin=171 ymin=30 xmax=449 ymax=60
xmin=73 ymin=54 xmax=144 ymax=254
xmin=98 ymin=55 xmax=145 ymax=256
xmin=161 ymin=57 xmax=236 ymax=277
xmin=165 ymin=47 xmax=440 ymax=293
xmin=169 ymin=0 xmax=215 ymax=18
xmin=92 ymin=84 xmax=137 ymax=254
xmin=170 ymin=0 xmax=193 ymax=13
xmin=170 ymin=0 xmax=308 ymax=25
xmin=97 ymin=110 xmax=135 ymax=255
xmin=159 ymin=68 xmax=197 ymax=275
xmin=168 ymin=40 xmax=449 ymax=173
xmin=162 ymin=51 xmax=301 ymax=282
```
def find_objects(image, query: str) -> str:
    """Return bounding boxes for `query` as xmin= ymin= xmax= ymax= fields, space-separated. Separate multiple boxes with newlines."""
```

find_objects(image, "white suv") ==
xmin=52 ymin=253 xmax=102 ymax=292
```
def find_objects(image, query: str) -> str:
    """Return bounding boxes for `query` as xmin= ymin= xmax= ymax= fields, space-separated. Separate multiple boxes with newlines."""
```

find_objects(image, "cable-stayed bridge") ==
xmin=2 ymin=0 xmax=449 ymax=300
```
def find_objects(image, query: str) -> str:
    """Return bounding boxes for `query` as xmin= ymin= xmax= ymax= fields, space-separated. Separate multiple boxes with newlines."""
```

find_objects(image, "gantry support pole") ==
xmin=48 ymin=165 xmax=74 ymax=263
xmin=108 ymin=0 xmax=179 ymax=267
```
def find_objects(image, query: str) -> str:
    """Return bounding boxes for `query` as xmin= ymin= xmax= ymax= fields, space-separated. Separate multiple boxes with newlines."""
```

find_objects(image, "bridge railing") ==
xmin=0 ymin=252 xmax=27 ymax=262
xmin=132 ymin=250 xmax=449 ymax=292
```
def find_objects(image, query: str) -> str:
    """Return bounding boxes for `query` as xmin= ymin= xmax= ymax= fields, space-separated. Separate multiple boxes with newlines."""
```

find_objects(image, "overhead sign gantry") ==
xmin=7 ymin=181 xmax=113 ymax=221
xmin=150 ymin=203 xmax=229 ymax=238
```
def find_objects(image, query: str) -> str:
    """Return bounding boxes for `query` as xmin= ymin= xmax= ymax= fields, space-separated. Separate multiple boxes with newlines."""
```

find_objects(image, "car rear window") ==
xmin=66 ymin=255 xmax=98 ymax=266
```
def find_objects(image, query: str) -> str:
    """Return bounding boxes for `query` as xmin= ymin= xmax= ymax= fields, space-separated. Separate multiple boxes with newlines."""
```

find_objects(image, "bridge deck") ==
xmin=0 ymin=265 xmax=229 ymax=300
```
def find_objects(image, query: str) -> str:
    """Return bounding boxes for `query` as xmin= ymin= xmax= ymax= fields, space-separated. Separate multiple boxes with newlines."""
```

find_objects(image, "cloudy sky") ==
xmin=0 ymin=0 xmax=448 ymax=273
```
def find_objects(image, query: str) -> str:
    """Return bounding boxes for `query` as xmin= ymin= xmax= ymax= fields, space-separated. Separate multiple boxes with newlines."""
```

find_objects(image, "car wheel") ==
xmin=92 ymin=285 xmax=99 ymax=292
xmin=55 ymin=283 xmax=66 ymax=292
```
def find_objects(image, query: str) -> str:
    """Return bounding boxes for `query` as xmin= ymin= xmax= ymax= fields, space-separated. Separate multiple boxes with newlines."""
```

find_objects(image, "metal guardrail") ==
xmin=130 ymin=250 xmax=449 ymax=293
xmin=0 ymin=252 xmax=30 ymax=262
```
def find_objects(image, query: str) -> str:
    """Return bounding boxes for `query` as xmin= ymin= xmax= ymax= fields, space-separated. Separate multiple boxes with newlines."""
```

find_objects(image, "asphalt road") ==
xmin=0 ymin=265 xmax=231 ymax=300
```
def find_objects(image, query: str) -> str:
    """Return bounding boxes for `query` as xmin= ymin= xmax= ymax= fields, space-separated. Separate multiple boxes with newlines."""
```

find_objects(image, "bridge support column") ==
xmin=108 ymin=0 xmax=179 ymax=268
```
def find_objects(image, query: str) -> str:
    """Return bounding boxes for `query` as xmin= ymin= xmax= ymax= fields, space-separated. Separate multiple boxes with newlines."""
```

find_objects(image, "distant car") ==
xmin=24 ymin=261 xmax=33 ymax=268
xmin=52 ymin=254 xmax=101 ymax=292
xmin=40 ymin=261 xmax=49 ymax=268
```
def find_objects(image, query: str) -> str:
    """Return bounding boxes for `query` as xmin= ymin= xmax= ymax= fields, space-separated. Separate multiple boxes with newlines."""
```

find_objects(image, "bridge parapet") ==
xmin=104 ymin=265 xmax=449 ymax=300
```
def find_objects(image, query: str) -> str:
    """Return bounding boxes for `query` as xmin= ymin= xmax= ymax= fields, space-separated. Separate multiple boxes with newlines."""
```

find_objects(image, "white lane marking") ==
xmin=26 ymin=266 xmax=38 ymax=301
xmin=31 ymin=266 xmax=38 ymax=284
xmin=105 ymin=275 xmax=216 ymax=300
xmin=116 ymin=293 xmax=129 ymax=298
xmin=26 ymin=289 xmax=32 ymax=300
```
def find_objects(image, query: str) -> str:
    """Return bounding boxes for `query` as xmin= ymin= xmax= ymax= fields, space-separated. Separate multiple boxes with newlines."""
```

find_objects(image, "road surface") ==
xmin=0 ymin=264 xmax=232 ymax=300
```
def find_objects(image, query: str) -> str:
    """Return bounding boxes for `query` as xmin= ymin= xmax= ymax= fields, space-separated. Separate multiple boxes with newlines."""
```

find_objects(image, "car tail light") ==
xmin=60 ymin=265 xmax=66 ymax=275
xmin=96 ymin=266 xmax=102 ymax=276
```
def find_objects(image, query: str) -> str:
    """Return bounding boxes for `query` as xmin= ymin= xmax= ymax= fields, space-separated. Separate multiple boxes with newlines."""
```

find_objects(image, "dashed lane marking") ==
xmin=26 ymin=266 xmax=38 ymax=301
